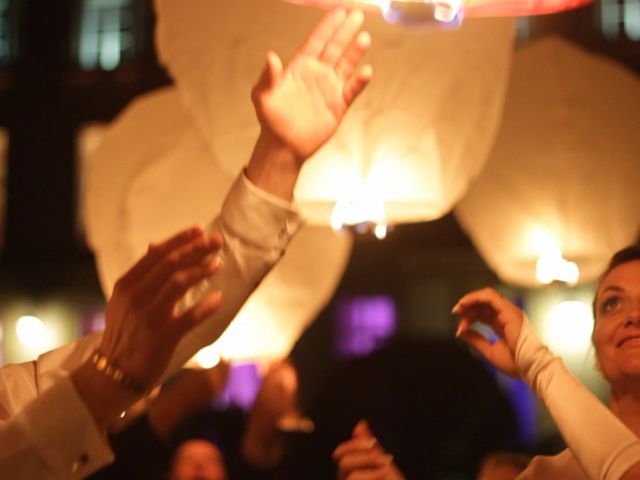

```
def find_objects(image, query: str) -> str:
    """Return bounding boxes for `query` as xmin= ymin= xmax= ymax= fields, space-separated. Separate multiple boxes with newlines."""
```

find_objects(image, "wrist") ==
xmin=246 ymin=129 xmax=302 ymax=202
xmin=71 ymin=358 xmax=143 ymax=432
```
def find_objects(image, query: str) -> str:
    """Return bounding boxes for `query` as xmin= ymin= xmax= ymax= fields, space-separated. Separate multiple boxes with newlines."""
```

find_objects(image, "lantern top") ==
xmin=283 ymin=0 xmax=592 ymax=27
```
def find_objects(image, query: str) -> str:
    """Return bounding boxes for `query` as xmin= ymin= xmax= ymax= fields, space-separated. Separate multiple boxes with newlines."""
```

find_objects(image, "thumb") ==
xmin=458 ymin=329 xmax=494 ymax=360
xmin=353 ymin=419 xmax=374 ymax=438
xmin=261 ymin=51 xmax=283 ymax=90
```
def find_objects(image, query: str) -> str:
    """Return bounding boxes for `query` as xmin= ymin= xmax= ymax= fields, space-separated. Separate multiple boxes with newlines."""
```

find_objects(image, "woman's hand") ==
xmin=452 ymin=288 xmax=526 ymax=378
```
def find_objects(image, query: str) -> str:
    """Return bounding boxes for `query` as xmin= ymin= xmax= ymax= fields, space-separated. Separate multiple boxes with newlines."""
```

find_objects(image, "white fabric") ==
xmin=455 ymin=36 xmax=640 ymax=287
xmin=154 ymin=0 xmax=514 ymax=225
xmin=84 ymin=87 xmax=352 ymax=362
xmin=0 ymin=173 xmax=301 ymax=479
xmin=516 ymin=319 xmax=640 ymax=479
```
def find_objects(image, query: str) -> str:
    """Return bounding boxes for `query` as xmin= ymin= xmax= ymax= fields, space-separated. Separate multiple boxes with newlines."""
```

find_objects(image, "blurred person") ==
xmin=454 ymin=245 xmax=640 ymax=479
xmin=242 ymin=359 xmax=309 ymax=470
xmin=0 ymin=8 xmax=373 ymax=478
xmin=168 ymin=438 xmax=228 ymax=480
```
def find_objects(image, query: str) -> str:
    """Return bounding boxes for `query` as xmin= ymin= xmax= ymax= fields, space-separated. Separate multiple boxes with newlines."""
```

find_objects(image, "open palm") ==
xmin=252 ymin=9 xmax=372 ymax=162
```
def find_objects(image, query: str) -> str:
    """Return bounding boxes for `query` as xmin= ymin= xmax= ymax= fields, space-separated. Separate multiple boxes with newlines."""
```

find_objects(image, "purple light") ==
xmin=334 ymin=295 xmax=397 ymax=358
xmin=214 ymin=362 xmax=262 ymax=412
xmin=81 ymin=309 xmax=105 ymax=335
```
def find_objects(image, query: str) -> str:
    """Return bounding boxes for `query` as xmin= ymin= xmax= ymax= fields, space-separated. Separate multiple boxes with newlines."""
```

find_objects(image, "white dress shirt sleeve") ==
xmin=515 ymin=318 xmax=640 ymax=480
xmin=0 ymin=172 xmax=302 ymax=479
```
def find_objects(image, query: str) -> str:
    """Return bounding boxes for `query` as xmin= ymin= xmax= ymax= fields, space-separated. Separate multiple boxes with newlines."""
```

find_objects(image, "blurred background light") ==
xmin=542 ymin=300 xmax=594 ymax=355
xmin=15 ymin=315 xmax=54 ymax=354
xmin=194 ymin=344 xmax=222 ymax=369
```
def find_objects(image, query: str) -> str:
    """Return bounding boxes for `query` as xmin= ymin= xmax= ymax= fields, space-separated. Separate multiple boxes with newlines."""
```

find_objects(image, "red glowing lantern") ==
xmin=283 ymin=0 xmax=592 ymax=27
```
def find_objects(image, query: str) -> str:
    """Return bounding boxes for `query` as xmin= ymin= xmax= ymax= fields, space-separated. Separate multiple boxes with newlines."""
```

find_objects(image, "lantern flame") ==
xmin=535 ymin=246 xmax=580 ymax=285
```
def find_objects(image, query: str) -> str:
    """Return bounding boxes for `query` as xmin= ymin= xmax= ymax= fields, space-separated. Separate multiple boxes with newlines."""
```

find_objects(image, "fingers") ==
xmin=453 ymin=287 xmax=509 ymax=317
xmin=176 ymin=290 xmax=223 ymax=335
xmin=152 ymin=255 xmax=222 ymax=316
xmin=320 ymin=9 xmax=365 ymax=66
xmin=335 ymin=29 xmax=371 ymax=79
xmin=333 ymin=436 xmax=377 ymax=461
xmin=119 ymin=227 xmax=205 ymax=286
xmin=457 ymin=329 xmax=494 ymax=358
xmin=297 ymin=8 xmax=348 ymax=59
xmin=138 ymin=232 xmax=223 ymax=299
xmin=343 ymin=64 xmax=373 ymax=106
xmin=255 ymin=51 xmax=284 ymax=93
xmin=352 ymin=419 xmax=374 ymax=438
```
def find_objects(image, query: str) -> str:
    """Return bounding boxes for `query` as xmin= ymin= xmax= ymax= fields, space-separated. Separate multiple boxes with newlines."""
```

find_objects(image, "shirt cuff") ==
xmin=17 ymin=371 xmax=114 ymax=478
xmin=219 ymin=172 xmax=303 ymax=254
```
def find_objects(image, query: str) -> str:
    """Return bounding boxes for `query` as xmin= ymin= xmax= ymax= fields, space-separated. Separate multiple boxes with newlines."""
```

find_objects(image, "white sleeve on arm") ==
xmin=0 ymin=369 xmax=112 ymax=479
xmin=166 ymin=171 xmax=302 ymax=373
xmin=0 ymin=171 xmax=301 ymax=479
xmin=516 ymin=318 xmax=640 ymax=480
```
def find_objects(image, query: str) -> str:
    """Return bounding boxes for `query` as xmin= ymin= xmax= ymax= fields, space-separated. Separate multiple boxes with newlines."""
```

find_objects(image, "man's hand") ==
xmin=98 ymin=226 xmax=224 ymax=390
xmin=252 ymin=8 xmax=372 ymax=162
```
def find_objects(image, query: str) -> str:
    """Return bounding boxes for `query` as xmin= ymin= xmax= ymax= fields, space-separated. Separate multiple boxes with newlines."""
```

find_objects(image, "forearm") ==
xmin=516 ymin=320 xmax=640 ymax=479
xmin=245 ymin=129 xmax=302 ymax=202
xmin=165 ymin=172 xmax=302 ymax=375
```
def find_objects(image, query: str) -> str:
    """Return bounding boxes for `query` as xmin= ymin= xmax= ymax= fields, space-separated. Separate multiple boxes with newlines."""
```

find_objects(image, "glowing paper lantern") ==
xmin=283 ymin=0 xmax=592 ymax=28
xmin=84 ymin=88 xmax=353 ymax=362
xmin=455 ymin=37 xmax=640 ymax=287
xmin=154 ymin=0 xmax=514 ymax=228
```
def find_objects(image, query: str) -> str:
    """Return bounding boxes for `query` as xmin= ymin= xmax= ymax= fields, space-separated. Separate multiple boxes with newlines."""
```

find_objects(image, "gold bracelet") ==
xmin=90 ymin=351 xmax=147 ymax=395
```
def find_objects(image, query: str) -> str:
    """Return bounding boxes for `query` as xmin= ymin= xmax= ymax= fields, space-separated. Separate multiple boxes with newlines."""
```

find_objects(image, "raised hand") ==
xmin=452 ymin=288 xmax=527 ymax=377
xmin=97 ymin=226 xmax=224 ymax=391
xmin=251 ymin=8 xmax=372 ymax=162
xmin=333 ymin=420 xmax=405 ymax=480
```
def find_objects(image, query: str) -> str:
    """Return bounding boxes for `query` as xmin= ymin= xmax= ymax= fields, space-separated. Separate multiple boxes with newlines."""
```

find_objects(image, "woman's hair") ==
xmin=593 ymin=244 xmax=640 ymax=319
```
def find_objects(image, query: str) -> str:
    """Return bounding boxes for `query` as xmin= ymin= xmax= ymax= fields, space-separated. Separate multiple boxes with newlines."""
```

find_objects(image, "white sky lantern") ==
xmin=154 ymin=0 xmax=514 ymax=230
xmin=455 ymin=37 xmax=640 ymax=287
xmin=84 ymin=88 xmax=352 ymax=362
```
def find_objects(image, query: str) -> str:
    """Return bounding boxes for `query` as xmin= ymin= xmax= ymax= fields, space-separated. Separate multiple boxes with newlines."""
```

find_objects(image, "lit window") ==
xmin=599 ymin=0 xmax=640 ymax=40
xmin=77 ymin=0 xmax=138 ymax=71
xmin=0 ymin=0 xmax=17 ymax=68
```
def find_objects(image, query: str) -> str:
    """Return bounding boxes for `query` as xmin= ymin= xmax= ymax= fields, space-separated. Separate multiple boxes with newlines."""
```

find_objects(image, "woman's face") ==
xmin=593 ymin=260 xmax=640 ymax=388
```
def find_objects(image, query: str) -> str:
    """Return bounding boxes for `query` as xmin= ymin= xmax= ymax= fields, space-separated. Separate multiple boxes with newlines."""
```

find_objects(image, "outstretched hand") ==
xmin=453 ymin=288 xmax=526 ymax=378
xmin=333 ymin=420 xmax=405 ymax=480
xmin=98 ymin=227 xmax=224 ymax=390
xmin=252 ymin=8 xmax=372 ymax=162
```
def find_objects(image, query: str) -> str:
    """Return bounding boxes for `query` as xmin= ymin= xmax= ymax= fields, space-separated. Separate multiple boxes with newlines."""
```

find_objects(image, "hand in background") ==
xmin=242 ymin=360 xmax=302 ymax=470
xmin=333 ymin=420 xmax=405 ymax=480
xmin=452 ymin=288 xmax=527 ymax=377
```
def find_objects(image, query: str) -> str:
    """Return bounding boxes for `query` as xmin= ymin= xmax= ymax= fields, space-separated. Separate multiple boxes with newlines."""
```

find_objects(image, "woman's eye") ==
xmin=601 ymin=296 xmax=621 ymax=313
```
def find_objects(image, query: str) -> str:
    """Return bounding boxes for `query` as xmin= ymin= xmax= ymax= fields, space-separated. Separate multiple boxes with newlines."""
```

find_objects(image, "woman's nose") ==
xmin=625 ymin=301 xmax=640 ymax=326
